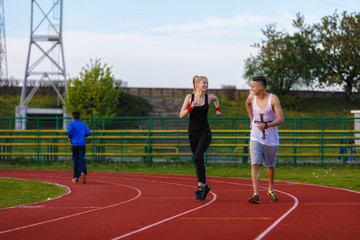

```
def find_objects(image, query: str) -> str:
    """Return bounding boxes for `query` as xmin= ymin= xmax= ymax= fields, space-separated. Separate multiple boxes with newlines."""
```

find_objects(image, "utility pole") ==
xmin=16 ymin=0 xmax=67 ymax=129
xmin=0 ymin=0 xmax=8 ymax=83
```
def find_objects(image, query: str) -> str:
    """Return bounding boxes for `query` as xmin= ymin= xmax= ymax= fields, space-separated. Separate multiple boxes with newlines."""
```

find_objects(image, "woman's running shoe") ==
xmin=199 ymin=184 xmax=211 ymax=201
xmin=195 ymin=186 xmax=202 ymax=200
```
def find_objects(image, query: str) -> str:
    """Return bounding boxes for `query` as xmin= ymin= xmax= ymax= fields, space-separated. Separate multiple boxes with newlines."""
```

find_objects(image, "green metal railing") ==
xmin=0 ymin=117 xmax=359 ymax=167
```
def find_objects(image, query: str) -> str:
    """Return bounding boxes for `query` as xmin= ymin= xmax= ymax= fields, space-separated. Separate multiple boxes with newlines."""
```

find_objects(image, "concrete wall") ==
xmin=0 ymin=86 xmax=354 ymax=100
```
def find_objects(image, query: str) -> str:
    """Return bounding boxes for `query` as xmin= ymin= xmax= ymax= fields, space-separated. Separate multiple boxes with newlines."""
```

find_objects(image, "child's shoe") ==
xmin=81 ymin=173 xmax=86 ymax=184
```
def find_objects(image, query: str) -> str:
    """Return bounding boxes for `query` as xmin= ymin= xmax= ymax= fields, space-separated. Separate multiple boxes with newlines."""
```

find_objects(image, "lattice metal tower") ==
xmin=16 ymin=0 xmax=67 ymax=129
xmin=0 ymin=0 xmax=8 ymax=82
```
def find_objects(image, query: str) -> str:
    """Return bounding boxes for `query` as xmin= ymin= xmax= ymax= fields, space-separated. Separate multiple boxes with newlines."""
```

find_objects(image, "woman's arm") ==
xmin=209 ymin=94 xmax=221 ymax=116
xmin=179 ymin=94 xmax=193 ymax=119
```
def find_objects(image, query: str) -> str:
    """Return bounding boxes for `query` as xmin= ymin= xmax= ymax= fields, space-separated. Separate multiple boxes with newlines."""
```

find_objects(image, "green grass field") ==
xmin=0 ymin=178 xmax=67 ymax=208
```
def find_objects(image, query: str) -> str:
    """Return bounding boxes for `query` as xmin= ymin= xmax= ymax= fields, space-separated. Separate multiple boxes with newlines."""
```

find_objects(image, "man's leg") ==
xmin=267 ymin=167 xmax=275 ymax=192
xmin=251 ymin=164 xmax=260 ymax=195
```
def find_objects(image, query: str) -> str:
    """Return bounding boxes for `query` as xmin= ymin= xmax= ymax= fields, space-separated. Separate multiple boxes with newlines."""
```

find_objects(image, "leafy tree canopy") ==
xmin=65 ymin=59 xmax=119 ymax=117
xmin=243 ymin=11 xmax=360 ymax=103
xmin=312 ymin=11 xmax=360 ymax=102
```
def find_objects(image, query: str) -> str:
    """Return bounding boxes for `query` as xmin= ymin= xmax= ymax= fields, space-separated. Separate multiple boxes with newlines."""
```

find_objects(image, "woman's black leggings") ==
xmin=189 ymin=131 xmax=212 ymax=183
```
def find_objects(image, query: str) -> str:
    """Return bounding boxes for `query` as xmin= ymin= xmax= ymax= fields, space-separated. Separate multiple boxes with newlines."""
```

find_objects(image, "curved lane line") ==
xmin=254 ymin=189 xmax=299 ymax=240
xmin=111 ymin=191 xmax=217 ymax=240
xmin=96 ymin=176 xmax=219 ymax=239
xmin=208 ymin=179 xmax=299 ymax=240
xmin=0 ymin=181 xmax=142 ymax=235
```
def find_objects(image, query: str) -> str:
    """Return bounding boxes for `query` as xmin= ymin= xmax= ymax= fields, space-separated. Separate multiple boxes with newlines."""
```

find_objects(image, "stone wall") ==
xmin=0 ymin=86 xmax=353 ymax=100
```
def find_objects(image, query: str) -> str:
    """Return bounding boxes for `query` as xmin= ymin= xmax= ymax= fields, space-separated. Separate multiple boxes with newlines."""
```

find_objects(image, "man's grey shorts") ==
xmin=250 ymin=140 xmax=278 ymax=167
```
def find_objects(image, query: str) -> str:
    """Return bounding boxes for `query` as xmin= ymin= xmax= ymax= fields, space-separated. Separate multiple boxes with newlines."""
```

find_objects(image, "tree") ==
xmin=65 ymin=59 xmax=119 ymax=117
xmin=115 ymin=91 xmax=152 ymax=117
xmin=243 ymin=22 xmax=318 ymax=97
xmin=313 ymin=11 xmax=360 ymax=102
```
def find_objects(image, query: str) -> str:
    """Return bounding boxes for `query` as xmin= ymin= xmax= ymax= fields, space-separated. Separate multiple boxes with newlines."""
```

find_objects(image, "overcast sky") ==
xmin=4 ymin=0 xmax=359 ymax=89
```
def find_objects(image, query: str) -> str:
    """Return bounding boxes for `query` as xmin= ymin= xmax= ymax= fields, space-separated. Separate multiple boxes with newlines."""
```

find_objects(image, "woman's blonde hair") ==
xmin=192 ymin=75 xmax=207 ymax=93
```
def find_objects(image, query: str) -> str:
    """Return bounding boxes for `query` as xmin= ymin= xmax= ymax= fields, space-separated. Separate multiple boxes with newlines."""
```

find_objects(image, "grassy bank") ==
xmin=0 ymin=178 xmax=67 ymax=208
xmin=2 ymin=94 xmax=360 ymax=118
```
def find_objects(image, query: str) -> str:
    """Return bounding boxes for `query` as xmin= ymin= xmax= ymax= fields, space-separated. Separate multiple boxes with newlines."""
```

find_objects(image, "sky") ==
xmin=3 ymin=0 xmax=359 ymax=89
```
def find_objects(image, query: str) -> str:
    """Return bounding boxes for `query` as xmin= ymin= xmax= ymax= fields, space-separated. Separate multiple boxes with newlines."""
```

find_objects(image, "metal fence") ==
xmin=0 ymin=117 xmax=359 ymax=167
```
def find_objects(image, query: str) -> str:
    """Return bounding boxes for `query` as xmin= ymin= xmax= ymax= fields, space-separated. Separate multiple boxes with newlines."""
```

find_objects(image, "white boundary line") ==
xmin=94 ymin=175 xmax=219 ymax=239
xmin=208 ymin=179 xmax=299 ymax=240
xmin=0 ymin=181 xmax=142 ymax=235
xmin=253 ymin=189 xmax=299 ymax=240
xmin=111 ymin=191 xmax=217 ymax=240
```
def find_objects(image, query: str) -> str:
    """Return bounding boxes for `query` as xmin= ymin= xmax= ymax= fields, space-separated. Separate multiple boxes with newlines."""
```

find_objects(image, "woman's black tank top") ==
xmin=188 ymin=93 xmax=210 ymax=135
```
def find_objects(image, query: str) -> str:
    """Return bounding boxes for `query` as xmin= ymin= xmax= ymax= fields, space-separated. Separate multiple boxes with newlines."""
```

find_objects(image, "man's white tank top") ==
xmin=250 ymin=94 xmax=279 ymax=146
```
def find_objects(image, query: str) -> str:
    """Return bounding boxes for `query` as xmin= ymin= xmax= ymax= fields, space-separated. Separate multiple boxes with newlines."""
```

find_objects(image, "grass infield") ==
xmin=0 ymin=178 xmax=67 ymax=209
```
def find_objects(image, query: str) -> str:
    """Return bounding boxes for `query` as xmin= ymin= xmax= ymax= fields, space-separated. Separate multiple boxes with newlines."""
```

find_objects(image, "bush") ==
xmin=115 ymin=91 xmax=152 ymax=117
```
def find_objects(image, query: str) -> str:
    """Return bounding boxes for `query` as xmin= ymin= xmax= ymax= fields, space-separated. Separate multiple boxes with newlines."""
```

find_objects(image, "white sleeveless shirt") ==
xmin=250 ymin=94 xmax=279 ymax=146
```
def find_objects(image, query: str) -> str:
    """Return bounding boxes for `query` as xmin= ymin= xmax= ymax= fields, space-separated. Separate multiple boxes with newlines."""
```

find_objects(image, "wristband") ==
xmin=215 ymin=107 xmax=220 ymax=112
xmin=264 ymin=123 xmax=268 ymax=129
xmin=187 ymin=105 xmax=193 ymax=112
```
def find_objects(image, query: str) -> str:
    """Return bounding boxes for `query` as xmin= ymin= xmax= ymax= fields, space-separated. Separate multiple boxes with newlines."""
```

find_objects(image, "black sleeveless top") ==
xmin=188 ymin=93 xmax=210 ymax=136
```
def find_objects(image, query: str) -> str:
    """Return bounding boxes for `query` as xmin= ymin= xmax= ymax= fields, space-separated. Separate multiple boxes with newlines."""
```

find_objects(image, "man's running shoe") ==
xmin=248 ymin=194 xmax=260 ymax=204
xmin=81 ymin=172 xmax=87 ymax=184
xmin=72 ymin=178 xmax=78 ymax=183
xmin=195 ymin=186 xmax=202 ymax=200
xmin=268 ymin=191 xmax=278 ymax=202
xmin=199 ymin=184 xmax=211 ymax=201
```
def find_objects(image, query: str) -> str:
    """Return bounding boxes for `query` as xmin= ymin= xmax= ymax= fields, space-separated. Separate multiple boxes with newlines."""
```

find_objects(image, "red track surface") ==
xmin=0 ymin=169 xmax=359 ymax=240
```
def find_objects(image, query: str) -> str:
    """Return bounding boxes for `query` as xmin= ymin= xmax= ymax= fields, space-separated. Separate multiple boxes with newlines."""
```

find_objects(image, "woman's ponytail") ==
xmin=192 ymin=75 xmax=198 ymax=93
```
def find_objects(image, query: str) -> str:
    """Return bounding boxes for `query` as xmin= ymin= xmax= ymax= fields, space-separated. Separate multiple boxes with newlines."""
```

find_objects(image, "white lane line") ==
xmin=0 ymin=181 xmax=142 ymax=235
xmin=208 ymin=179 xmax=299 ymax=240
xmin=254 ymin=189 xmax=299 ymax=240
xmin=96 ymin=176 xmax=219 ymax=240
xmin=111 ymin=192 xmax=217 ymax=240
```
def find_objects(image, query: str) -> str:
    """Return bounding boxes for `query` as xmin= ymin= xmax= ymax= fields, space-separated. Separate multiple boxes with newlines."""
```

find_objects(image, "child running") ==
xmin=68 ymin=111 xmax=92 ymax=184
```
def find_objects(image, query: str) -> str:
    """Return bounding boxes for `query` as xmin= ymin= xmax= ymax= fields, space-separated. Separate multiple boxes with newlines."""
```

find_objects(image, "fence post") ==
xmin=37 ymin=118 xmax=40 ymax=166
xmin=320 ymin=118 xmax=324 ymax=168
xmin=293 ymin=118 xmax=297 ymax=167
xmin=92 ymin=117 xmax=95 ymax=165
xmin=148 ymin=118 xmax=153 ymax=165
xmin=342 ymin=118 xmax=347 ymax=165
xmin=243 ymin=118 xmax=249 ymax=164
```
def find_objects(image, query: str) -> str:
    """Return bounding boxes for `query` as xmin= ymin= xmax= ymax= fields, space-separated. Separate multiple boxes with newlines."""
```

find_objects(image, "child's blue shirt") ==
xmin=68 ymin=119 xmax=92 ymax=146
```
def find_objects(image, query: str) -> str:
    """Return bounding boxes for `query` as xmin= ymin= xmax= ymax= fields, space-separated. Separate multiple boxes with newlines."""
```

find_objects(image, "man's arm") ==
xmin=269 ymin=95 xmax=284 ymax=127
xmin=245 ymin=93 xmax=254 ymax=129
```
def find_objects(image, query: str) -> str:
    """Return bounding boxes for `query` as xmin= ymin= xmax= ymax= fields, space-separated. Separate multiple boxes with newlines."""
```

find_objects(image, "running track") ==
xmin=0 ymin=169 xmax=359 ymax=240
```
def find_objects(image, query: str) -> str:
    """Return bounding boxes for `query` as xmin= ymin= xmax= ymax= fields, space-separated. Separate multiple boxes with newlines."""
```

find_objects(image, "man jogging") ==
xmin=246 ymin=76 xmax=284 ymax=203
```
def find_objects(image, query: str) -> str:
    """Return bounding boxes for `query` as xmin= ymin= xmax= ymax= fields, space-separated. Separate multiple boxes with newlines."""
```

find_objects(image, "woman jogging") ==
xmin=180 ymin=75 xmax=221 ymax=201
